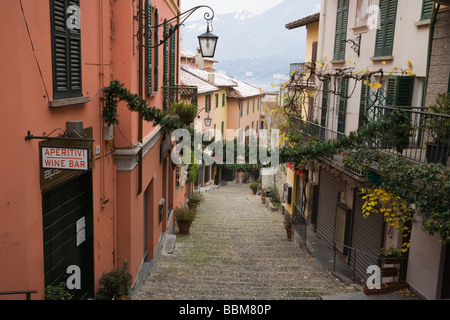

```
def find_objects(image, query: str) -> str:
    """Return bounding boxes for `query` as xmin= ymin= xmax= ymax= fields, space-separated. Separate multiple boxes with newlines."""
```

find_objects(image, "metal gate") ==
xmin=42 ymin=172 xmax=94 ymax=299
xmin=349 ymin=195 xmax=385 ymax=281
xmin=315 ymin=169 xmax=338 ymax=247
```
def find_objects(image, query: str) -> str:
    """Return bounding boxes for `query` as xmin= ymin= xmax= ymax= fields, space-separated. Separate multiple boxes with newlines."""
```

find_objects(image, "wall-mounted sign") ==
xmin=283 ymin=183 xmax=292 ymax=204
xmin=41 ymin=146 xmax=89 ymax=171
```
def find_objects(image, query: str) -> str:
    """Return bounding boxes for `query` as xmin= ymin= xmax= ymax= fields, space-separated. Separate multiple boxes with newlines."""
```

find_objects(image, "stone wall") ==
xmin=426 ymin=7 xmax=450 ymax=107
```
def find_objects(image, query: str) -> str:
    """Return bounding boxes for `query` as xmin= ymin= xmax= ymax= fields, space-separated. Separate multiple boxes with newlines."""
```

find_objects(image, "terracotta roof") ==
xmin=180 ymin=66 xmax=219 ymax=94
xmin=285 ymin=12 xmax=320 ymax=30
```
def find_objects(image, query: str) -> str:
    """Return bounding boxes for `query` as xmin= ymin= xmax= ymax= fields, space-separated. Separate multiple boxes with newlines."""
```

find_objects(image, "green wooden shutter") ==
xmin=421 ymin=0 xmax=433 ymax=20
xmin=153 ymin=8 xmax=159 ymax=92
xmin=163 ymin=19 xmax=168 ymax=110
xmin=337 ymin=77 xmax=349 ymax=136
xmin=333 ymin=0 xmax=349 ymax=60
xmin=215 ymin=94 xmax=219 ymax=108
xmin=386 ymin=76 xmax=414 ymax=106
xmin=169 ymin=25 xmax=176 ymax=87
xmin=222 ymin=93 xmax=225 ymax=106
xmin=145 ymin=1 xmax=153 ymax=95
xmin=359 ymin=79 xmax=369 ymax=129
xmin=320 ymin=79 xmax=330 ymax=140
xmin=374 ymin=0 xmax=398 ymax=57
xmin=50 ymin=0 xmax=82 ymax=99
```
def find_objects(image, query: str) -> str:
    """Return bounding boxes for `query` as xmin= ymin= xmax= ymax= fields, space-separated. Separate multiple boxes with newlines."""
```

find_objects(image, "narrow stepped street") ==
xmin=136 ymin=183 xmax=355 ymax=300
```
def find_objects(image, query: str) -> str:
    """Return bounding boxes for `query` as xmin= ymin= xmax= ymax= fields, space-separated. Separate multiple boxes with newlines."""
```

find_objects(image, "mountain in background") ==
xmin=180 ymin=0 xmax=320 ymax=91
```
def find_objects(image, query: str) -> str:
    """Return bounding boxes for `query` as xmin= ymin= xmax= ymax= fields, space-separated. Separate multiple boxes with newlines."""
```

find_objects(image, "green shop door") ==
xmin=42 ymin=171 xmax=94 ymax=299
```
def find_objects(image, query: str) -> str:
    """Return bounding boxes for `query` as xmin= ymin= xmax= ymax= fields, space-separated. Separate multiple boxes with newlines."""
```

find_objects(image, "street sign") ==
xmin=41 ymin=146 xmax=89 ymax=171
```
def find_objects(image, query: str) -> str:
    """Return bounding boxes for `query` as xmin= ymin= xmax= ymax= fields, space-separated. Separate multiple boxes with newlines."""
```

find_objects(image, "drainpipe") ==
xmin=422 ymin=2 xmax=440 ymax=108
xmin=138 ymin=0 xmax=144 ymax=195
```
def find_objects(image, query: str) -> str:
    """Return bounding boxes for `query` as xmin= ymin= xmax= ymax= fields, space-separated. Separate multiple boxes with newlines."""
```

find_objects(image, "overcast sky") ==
xmin=180 ymin=0 xmax=285 ymax=17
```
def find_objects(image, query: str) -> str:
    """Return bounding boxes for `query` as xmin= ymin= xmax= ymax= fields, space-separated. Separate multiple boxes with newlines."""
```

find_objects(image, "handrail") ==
xmin=0 ymin=290 xmax=37 ymax=300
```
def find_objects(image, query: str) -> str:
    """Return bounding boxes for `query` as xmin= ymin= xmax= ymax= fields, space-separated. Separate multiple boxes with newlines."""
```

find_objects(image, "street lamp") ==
xmin=204 ymin=114 xmax=212 ymax=127
xmin=141 ymin=5 xmax=218 ymax=58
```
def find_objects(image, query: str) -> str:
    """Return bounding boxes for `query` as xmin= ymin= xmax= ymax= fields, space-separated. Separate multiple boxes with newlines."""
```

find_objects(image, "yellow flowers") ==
xmin=363 ymin=80 xmax=382 ymax=89
xmin=361 ymin=187 xmax=413 ymax=252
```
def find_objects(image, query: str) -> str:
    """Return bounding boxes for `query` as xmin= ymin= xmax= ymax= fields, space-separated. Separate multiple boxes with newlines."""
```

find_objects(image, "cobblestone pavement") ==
xmin=136 ymin=183 xmax=356 ymax=300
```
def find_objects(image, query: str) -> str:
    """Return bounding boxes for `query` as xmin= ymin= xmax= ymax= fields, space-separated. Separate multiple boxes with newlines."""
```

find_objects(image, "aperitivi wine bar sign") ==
xmin=41 ymin=146 xmax=89 ymax=171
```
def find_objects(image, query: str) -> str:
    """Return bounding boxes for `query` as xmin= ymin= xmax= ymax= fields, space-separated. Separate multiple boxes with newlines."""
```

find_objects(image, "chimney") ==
xmin=195 ymin=47 xmax=204 ymax=70
xmin=208 ymin=73 xmax=215 ymax=84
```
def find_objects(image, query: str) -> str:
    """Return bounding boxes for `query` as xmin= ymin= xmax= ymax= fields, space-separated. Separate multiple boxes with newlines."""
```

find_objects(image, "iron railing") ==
xmin=162 ymin=85 xmax=198 ymax=111
xmin=293 ymin=105 xmax=450 ymax=170
xmin=365 ymin=105 xmax=450 ymax=169
xmin=0 ymin=290 xmax=37 ymax=300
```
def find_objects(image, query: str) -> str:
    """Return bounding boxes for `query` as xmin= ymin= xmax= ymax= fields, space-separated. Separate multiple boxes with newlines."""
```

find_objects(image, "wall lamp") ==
xmin=136 ymin=4 xmax=218 ymax=58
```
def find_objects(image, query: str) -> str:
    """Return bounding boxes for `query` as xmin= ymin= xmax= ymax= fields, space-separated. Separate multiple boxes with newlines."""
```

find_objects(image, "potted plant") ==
xmin=187 ymin=191 xmax=204 ymax=210
xmin=242 ymin=172 xmax=250 ymax=183
xmin=250 ymin=182 xmax=259 ymax=195
xmin=260 ymin=188 xmax=266 ymax=204
xmin=379 ymin=245 xmax=403 ymax=264
xmin=95 ymin=264 xmax=132 ymax=300
xmin=168 ymin=101 xmax=198 ymax=125
xmin=175 ymin=207 xmax=197 ymax=235
xmin=44 ymin=282 xmax=74 ymax=300
xmin=283 ymin=212 xmax=293 ymax=241
xmin=424 ymin=92 xmax=450 ymax=165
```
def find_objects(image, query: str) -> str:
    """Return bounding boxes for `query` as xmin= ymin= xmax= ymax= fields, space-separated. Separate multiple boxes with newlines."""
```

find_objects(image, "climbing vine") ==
xmin=101 ymin=80 xmax=185 ymax=132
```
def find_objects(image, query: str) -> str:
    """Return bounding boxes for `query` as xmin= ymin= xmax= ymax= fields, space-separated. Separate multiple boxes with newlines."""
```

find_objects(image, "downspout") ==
xmin=138 ymin=0 xmax=144 ymax=195
xmin=422 ymin=2 xmax=440 ymax=108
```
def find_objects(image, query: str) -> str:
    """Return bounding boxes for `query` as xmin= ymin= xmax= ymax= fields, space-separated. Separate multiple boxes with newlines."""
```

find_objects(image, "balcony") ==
xmin=288 ymin=62 xmax=316 ymax=89
xmin=162 ymin=85 xmax=198 ymax=111
xmin=293 ymin=105 xmax=450 ymax=171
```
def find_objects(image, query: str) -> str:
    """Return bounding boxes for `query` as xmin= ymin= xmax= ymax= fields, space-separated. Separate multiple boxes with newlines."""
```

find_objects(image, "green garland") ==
xmin=101 ymin=80 xmax=185 ymax=132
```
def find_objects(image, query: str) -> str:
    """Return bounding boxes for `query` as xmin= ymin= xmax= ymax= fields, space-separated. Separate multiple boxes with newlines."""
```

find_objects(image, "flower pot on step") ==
xmin=178 ymin=221 xmax=192 ymax=235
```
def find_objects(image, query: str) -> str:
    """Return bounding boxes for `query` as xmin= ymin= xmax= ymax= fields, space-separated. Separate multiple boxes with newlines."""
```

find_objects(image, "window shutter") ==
xmin=337 ymin=77 xmax=349 ymax=136
xmin=333 ymin=0 xmax=349 ymax=60
xmin=163 ymin=19 xmax=168 ymax=110
xmin=215 ymin=94 xmax=219 ymax=108
xmin=374 ymin=0 xmax=397 ymax=57
xmin=145 ymin=0 xmax=153 ymax=95
xmin=320 ymin=79 xmax=330 ymax=140
xmin=358 ymin=79 xmax=369 ymax=129
xmin=50 ymin=0 xmax=82 ymax=99
xmin=153 ymin=8 xmax=159 ymax=92
xmin=386 ymin=76 xmax=414 ymax=107
xmin=421 ymin=0 xmax=433 ymax=20
xmin=169 ymin=25 xmax=176 ymax=86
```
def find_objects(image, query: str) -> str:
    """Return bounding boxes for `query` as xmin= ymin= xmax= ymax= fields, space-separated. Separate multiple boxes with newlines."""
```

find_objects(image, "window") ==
xmin=333 ymin=0 xmax=349 ymax=61
xmin=374 ymin=0 xmax=398 ymax=57
xmin=247 ymin=101 xmax=249 ymax=115
xmin=355 ymin=0 xmax=369 ymax=27
xmin=221 ymin=121 xmax=224 ymax=137
xmin=222 ymin=93 xmax=225 ymax=106
xmin=240 ymin=102 xmax=243 ymax=117
xmin=205 ymin=95 xmax=211 ymax=112
xmin=50 ymin=0 xmax=82 ymax=100
xmin=252 ymin=99 xmax=255 ymax=113
xmin=421 ymin=0 xmax=433 ymax=21
xmin=215 ymin=94 xmax=219 ymax=108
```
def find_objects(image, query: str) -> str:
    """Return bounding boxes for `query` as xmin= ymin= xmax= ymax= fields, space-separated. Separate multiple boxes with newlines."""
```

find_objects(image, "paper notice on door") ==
xmin=76 ymin=228 xmax=86 ymax=247
xmin=76 ymin=217 xmax=86 ymax=233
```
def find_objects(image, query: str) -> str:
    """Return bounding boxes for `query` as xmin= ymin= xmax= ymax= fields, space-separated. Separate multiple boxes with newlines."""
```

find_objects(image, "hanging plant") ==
xmin=101 ymin=80 xmax=185 ymax=132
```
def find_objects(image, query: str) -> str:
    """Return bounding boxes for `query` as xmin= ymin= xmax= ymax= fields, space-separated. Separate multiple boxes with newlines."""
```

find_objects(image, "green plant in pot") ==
xmin=250 ymin=182 xmax=259 ymax=195
xmin=44 ymin=282 xmax=74 ymax=300
xmin=424 ymin=92 xmax=450 ymax=165
xmin=283 ymin=212 xmax=293 ymax=241
xmin=175 ymin=207 xmax=197 ymax=234
xmin=168 ymin=101 xmax=198 ymax=125
xmin=95 ymin=264 xmax=132 ymax=300
xmin=379 ymin=245 xmax=403 ymax=264
xmin=187 ymin=191 xmax=204 ymax=210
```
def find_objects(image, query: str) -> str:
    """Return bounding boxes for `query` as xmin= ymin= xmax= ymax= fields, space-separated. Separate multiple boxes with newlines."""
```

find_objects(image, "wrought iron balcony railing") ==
xmin=162 ymin=85 xmax=198 ymax=111
xmin=293 ymin=105 xmax=450 ymax=170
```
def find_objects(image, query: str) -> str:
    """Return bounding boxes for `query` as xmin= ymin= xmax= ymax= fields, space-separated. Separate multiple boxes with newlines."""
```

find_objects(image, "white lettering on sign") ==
xmin=42 ymin=147 xmax=89 ymax=171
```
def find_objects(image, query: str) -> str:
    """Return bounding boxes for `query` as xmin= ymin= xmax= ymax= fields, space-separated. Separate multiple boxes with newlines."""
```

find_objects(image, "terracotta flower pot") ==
xmin=285 ymin=227 xmax=292 ymax=241
xmin=188 ymin=203 xmax=197 ymax=211
xmin=252 ymin=189 xmax=257 ymax=195
xmin=178 ymin=221 xmax=192 ymax=235
xmin=261 ymin=197 xmax=266 ymax=204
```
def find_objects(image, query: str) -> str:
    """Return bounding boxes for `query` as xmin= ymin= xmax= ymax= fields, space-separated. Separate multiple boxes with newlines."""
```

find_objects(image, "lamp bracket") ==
xmin=134 ymin=5 xmax=215 ymax=50
xmin=346 ymin=34 xmax=361 ymax=57
xmin=25 ymin=129 xmax=95 ymax=143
